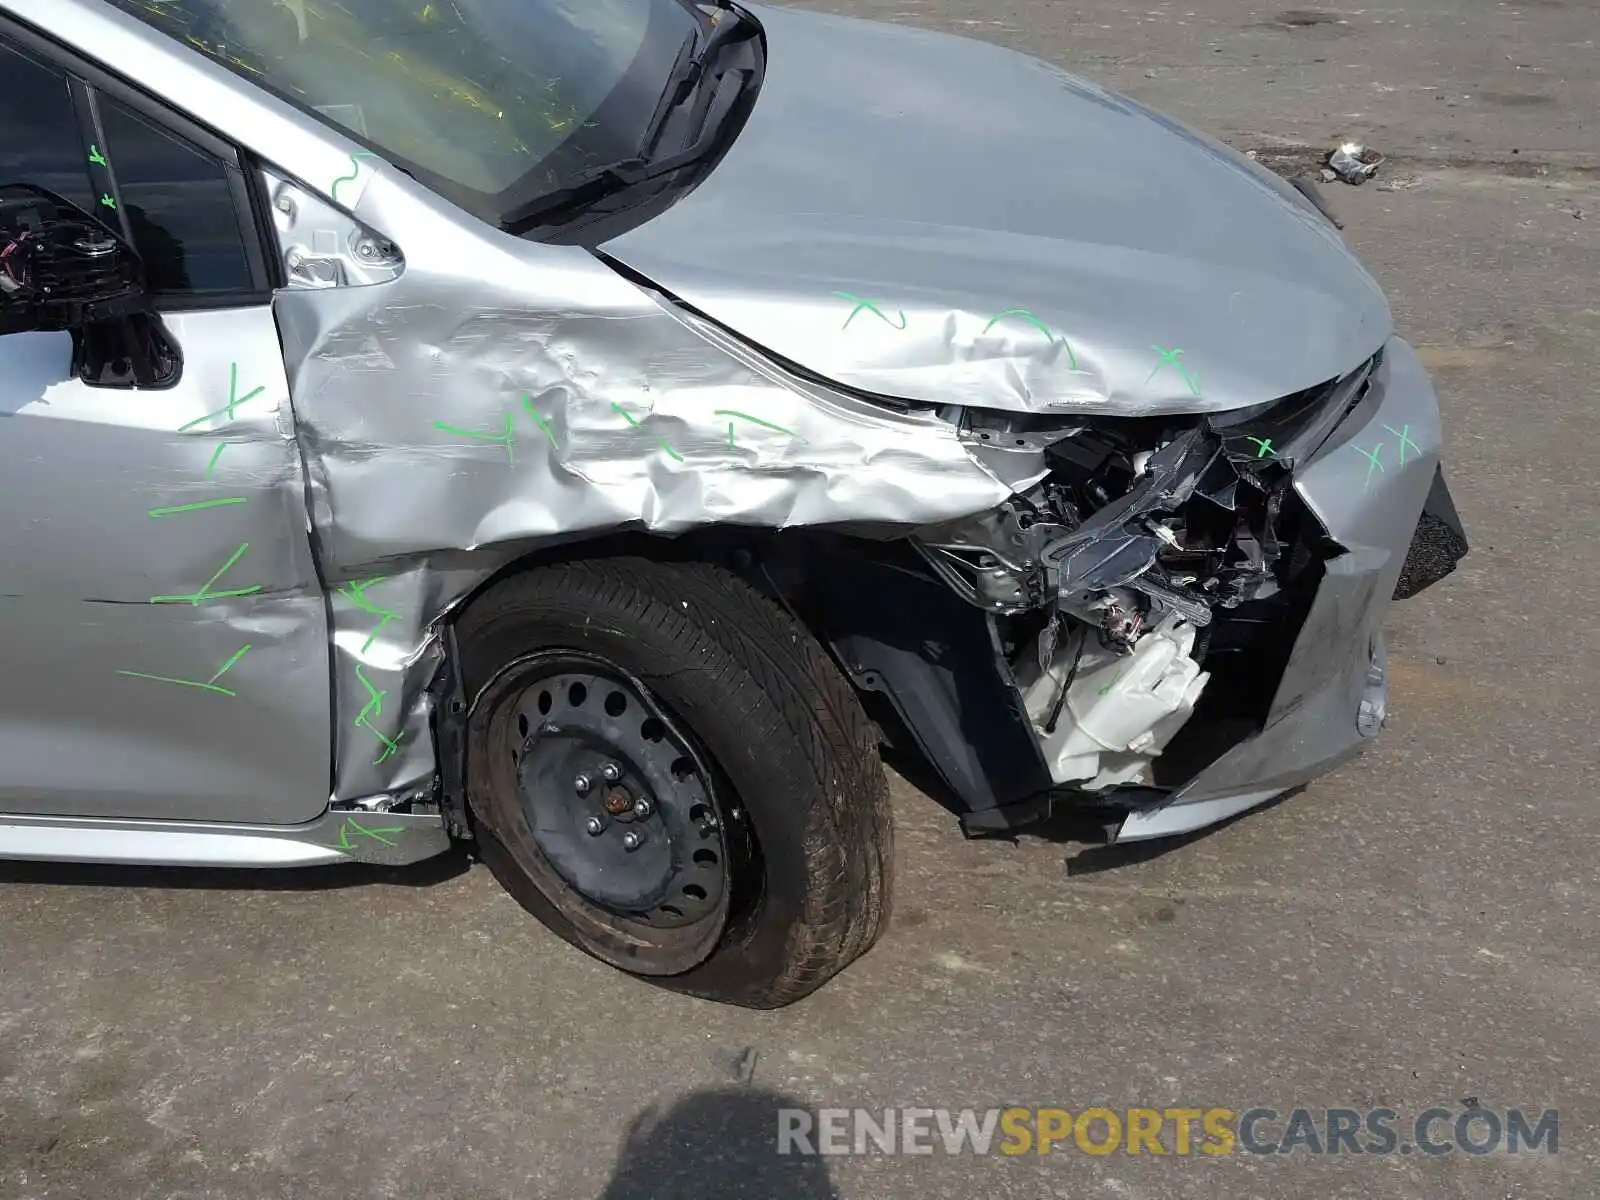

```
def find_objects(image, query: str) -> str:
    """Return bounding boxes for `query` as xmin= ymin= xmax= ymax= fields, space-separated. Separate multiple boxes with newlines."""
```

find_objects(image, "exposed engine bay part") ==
xmin=1015 ymin=612 xmax=1209 ymax=790
xmin=913 ymin=370 xmax=1386 ymax=797
xmin=919 ymin=363 xmax=1375 ymax=622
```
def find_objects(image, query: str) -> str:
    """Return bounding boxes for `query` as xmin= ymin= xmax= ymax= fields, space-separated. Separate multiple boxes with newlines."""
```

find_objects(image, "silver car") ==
xmin=0 ymin=0 xmax=1466 ymax=1006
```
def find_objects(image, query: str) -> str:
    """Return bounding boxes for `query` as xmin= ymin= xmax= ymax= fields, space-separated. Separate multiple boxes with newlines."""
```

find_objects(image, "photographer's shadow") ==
xmin=600 ymin=1087 xmax=838 ymax=1200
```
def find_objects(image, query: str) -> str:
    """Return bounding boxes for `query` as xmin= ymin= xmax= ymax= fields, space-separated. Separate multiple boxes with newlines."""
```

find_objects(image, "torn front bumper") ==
xmin=1114 ymin=336 xmax=1462 ymax=841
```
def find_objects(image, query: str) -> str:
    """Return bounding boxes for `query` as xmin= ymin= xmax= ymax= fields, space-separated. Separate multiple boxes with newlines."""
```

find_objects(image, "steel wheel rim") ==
xmin=486 ymin=650 xmax=735 ymax=936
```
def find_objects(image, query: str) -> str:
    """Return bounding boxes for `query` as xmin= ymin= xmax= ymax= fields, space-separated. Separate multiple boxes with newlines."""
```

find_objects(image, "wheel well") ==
xmin=431 ymin=527 xmax=859 ymax=838
xmin=436 ymin=527 xmax=1053 ymax=824
xmin=442 ymin=526 xmax=810 ymax=625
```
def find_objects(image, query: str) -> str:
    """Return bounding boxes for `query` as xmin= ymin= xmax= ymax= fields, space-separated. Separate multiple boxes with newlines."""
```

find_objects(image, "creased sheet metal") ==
xmin=271 ymin=172 xmax=1018 ymax=803
xmin=601 ymin=2 xmax=1393 ymax=417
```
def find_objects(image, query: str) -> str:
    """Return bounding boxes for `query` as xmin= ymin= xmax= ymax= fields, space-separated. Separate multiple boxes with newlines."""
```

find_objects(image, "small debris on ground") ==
xmin=1327 ymin=141 xmax=1384 ymax=184
xmin=713 ymin=1045 xmax=759 ymax=1085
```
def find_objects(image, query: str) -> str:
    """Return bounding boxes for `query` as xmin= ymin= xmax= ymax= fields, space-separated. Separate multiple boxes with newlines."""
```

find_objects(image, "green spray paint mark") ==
xmin=88 ymin=144 xmax=109 ymax=168
xmin=832 ymin=291 xmax=907 ymax=331
xmin=335 ymin=815 xmax=407 ymax=850
xmin=354 ymin=664 xmax=404 ymax=765
xmin=435 ymin=412 xmax=516 ymax=465
xmin=148 ymin=496 xmax=248 ymax=517
xmin=1097 ymin=668 xmax=1125 ymax=697
xmin=1245 ymin=436 xmax=1275 ymax=459
xmin=98 ymin=194 xmax=117 ymax=211
xmin=331 ymin=150 xmax=377 ymax=206
xmin=520 ymin=394 xmax=559 ymax=449
xmin=177 ymin=362 xmax=267 ymax=432
xmin=1381 ymin=423 xmax=1419 ymax=465
xmin=611 ymin=402 xmax=684 ymax=462
xmin=203 ymin=442 xmax=229 ymax=479
xmin=713 ymin=409 xmax=806 ymax=448
xmin=1147 ymin=346 xmax=1202 ymax=397
xmin=434 ymin=396 xmax=562 ymax=464
xmin=339 ymin=576 xmax=401 ymax=654
xmin=150 ymin=542 xmax=261 ymax=604
xmin=1351 ymin=441 xmax=1386 ymax=491
xmin=982 ymin=308 xmax=1079 ymax=371
xmin=117 ymin=643 xmax=252 ymax=697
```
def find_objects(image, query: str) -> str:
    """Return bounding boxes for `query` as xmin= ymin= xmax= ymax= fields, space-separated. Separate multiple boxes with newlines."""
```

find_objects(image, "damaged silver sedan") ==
xmin=0 ymin=0 xmax=1467 ymax=1005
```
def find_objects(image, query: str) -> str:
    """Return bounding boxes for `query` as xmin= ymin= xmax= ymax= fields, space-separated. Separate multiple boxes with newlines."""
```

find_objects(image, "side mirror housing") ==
xmin=0 ymin=184 xmax=182 ymax=389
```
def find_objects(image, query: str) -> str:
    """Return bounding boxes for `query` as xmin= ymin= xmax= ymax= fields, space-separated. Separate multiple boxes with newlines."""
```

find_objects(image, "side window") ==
xmin=0 ymin=40 xmax=95 ymax=215
xmin=95 ymin=97 xmax=253 ymax=298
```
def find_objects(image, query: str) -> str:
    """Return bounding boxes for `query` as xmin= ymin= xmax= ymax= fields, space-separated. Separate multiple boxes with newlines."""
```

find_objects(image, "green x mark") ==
xmin=354 ymin=664 xmax=404 ymax=765
xmin=335 ymin=816 xmax=407 ymax=850
xmin=713 ymin=408 xmax=805 ymax=449
xmin=148 ymin=496 xmax=248 ymax=517
xmin=149 ymin=542 xmax=261 ymax=605
xmin=177 ymin=362 xmax=268 ymax=433
xmin=98 ymin=194 xmax=116 ymax=211
xmin=117 ymin=643 xmax=253 ymax=697
xmin=1352 ymin=441 xmax=1386 ymax=491
xmin=339 ymin=576 xmax=402 ymax=654
xmin=204 ymin=442 xmax=229 ymax=479
xmin=435 ymin=395 xmax=561 ymax=463
xmin=520 ymin=394 xmax=560 ymax=449
xmin=611 ymin=402 xmax=684 ymax=462
xmin=1381 ymin=423 xmax=1420 ymax=465
xmin=434 ymin=411 xmax=516 ymax=465
xmin=832 ymin=291 xmax=907 ymax=332
xmin=1245 ymin=436 xmax=1275 ymax=460
xmin=982 ymin=308 xmax=1080 ymax=370
xmin=1146 ymin=346 xmax=1202 ymax=396
xmin=88 ymin=144 xmax=109 ymax=168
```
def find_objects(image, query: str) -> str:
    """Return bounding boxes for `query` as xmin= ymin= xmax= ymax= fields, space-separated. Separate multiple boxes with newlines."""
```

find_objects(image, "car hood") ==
xmin=600 ymin=4 xmax=1392 ymax=416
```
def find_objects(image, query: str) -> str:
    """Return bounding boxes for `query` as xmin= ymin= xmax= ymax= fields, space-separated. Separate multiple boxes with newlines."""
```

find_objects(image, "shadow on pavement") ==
xmin=600 ymin=1087 xmax=838 ymax=1200
xmin=0 ymin=843 xmax=472 ymax=891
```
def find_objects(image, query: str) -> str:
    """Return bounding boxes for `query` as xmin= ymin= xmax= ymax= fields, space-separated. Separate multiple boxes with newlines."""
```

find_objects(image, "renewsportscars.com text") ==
xmin=777 ymin=1106 xmax=1559 ymax=1157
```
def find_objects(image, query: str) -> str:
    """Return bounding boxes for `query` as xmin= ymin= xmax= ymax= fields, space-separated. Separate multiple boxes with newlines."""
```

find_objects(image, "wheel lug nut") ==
xmin=574 ymin=773 xmax=592 ymax=795
xmin=632 ymin=797 xmax=653 ymax=819
xmin=585 ymin=816 xmax=605 ymax=836
xmin=622 ymin=831 xmax=643 ymax=851
xmin=601 ymin=762 xmax=622 ymax=783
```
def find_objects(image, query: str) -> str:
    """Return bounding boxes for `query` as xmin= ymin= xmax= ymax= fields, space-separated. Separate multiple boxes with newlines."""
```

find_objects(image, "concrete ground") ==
xmin=4 ymin=1 xmax=1598 ymax=1197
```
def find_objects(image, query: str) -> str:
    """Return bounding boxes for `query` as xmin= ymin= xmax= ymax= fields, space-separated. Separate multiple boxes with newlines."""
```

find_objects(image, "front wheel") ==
xmin=456 ymin=556 xmax=892 ymax=1008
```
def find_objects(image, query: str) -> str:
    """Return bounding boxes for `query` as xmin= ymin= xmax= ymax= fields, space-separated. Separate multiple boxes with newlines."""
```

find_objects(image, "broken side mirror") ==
xmin=0 ymin=183 xmax=182 ymax=389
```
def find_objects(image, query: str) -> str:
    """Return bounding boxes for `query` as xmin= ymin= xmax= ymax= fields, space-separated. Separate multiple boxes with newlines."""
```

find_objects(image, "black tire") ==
xmin=456 ymin=556 xmax=893 ymax=1008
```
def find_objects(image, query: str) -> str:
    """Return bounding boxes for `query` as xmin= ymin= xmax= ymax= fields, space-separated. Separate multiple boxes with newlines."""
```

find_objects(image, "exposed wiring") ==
xmin=1042 ymin=624 xmax=1085 ymax=735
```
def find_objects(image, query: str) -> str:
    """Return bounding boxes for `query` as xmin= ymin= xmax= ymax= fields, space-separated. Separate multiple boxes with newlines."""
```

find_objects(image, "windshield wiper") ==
xmin=637 ymin=8 xmax=750 ymax=157
xmin=499 ymin=10 xmax=752 ymax=235
xmin=635 ymin=29 xmax=701 ymax=161
xmin=499 ymin=70 xmax=749 ymax=234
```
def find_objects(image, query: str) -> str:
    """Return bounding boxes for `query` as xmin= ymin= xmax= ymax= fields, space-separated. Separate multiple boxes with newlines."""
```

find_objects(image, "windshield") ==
xmin=102 ymin=0 xmax=701 ymax=221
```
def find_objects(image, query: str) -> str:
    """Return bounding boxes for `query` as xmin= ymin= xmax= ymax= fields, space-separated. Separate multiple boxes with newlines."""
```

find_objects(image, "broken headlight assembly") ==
xmin=915 ymin=396 xmax=1352 ymax=793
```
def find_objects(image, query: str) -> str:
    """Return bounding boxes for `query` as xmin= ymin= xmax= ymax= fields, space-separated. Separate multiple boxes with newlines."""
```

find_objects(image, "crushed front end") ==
xmin=881 ymin=337 xmax=1465 ymax=841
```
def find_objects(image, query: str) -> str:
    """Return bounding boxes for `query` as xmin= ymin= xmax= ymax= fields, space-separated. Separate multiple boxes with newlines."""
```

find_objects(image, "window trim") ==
xmin=0 ymin=13 xmax=275 ymax=311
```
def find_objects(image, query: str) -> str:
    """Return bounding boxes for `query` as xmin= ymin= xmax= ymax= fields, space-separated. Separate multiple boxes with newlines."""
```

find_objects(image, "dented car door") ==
xmin=0 ymin=28 xmax=331 ymax=825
